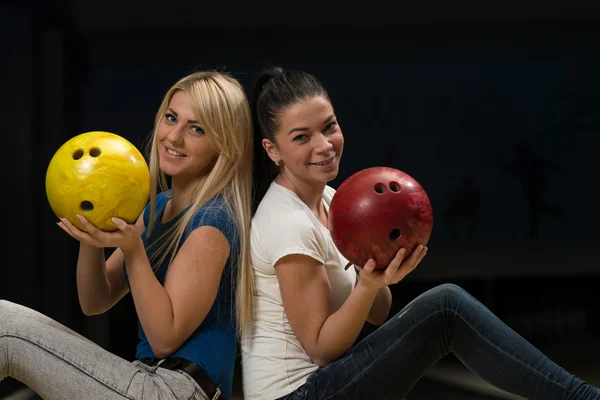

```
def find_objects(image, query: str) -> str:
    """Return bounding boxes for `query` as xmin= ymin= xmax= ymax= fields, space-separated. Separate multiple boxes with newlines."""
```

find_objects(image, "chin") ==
xmin=159 ymin=162 xmax=178 ymax=177
xmin=326 ymin=175 xmax=338 ymax=184
xmin=314 ymin=170 xmax=339 ymax=185
xmin=327 ymin=166 xmax=340 ymax=179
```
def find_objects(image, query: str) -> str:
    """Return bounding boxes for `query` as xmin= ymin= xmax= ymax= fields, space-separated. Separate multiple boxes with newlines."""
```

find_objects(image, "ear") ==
xmin=262 ymin=138 xmax=279 ymax=163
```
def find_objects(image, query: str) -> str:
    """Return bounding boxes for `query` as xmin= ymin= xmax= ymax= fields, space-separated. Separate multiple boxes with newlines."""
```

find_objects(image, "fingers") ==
xmin=59 ymin=217 xmax=86 ymax=236
xmin=382 ymin=247 xmax=407 ymax=279
xmin=417 ymin=246 xmax=428 ymax=264
xmin=76 ymin=214 xmax=104 ymax=237
xmin=355 ymin=245 xmax=428 ymax=289
xmin=57 ymin=220 xmax=77 ymax=239
xmin=393 ymin=245 xmax=427 ymax=282
xmin=406 ymin=245 xmax=427 ymax=275
xmin=408 ymin=244 xmax=427 ymax=263
xmin=58 ymin=216 xmax=103 ymax=247
xmin=362 ymin=258 xmax=376 ymax=274
xmin=111 ymin=217 xmax=128 ymax=232
xmin=354 ymin=258 xmax=372 ymax=275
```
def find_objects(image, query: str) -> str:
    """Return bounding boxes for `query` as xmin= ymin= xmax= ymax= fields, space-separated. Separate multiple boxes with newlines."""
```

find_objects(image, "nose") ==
xmin=315 ymin=133 xmax=334 ymax=154
xmin=166 ymin=124 xmax=184 ymax=144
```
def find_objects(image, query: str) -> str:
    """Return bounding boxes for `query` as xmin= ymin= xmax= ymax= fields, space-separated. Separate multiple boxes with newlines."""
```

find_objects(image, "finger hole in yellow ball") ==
xmin=80 ymin=201 xmax=94 ymax=212
xmin=89 ymin=147 xmax=101 ymax=157
xmin=72 ymin=149 xmax=84 ymax=160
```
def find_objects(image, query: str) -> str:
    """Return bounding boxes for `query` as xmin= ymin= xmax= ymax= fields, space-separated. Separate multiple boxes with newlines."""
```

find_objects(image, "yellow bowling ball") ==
xmin=46 ymin=131 xmax=150 ymax=232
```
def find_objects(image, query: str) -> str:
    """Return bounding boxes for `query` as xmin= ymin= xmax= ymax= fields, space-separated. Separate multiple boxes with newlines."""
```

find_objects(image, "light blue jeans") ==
xmin=280 ymin=284 xmax=600 ymax=400
xmin=0 ymin=300 xmax=212 ymax=400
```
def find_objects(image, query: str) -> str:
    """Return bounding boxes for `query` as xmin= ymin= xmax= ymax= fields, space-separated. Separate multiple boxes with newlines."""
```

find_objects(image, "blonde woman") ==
xmin=1 ymin=71 xmax=253 ymax=400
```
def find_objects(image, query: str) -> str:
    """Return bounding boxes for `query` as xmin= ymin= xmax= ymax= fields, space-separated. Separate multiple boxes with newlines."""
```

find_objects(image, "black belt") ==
xmin=140 ymin=357 xmax=223 ymax=400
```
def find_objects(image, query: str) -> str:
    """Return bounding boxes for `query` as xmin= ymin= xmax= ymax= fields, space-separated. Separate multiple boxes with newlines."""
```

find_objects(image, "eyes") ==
xmin=292 ymin=122 xmax=338 ymax=142
xmin=164 ymin=113 xmax=205 ymax=135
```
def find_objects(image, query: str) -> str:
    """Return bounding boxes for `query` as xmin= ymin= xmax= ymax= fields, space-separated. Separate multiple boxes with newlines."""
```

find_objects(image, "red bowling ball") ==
xmin=328 ymin=167 xmax=433 ymax=270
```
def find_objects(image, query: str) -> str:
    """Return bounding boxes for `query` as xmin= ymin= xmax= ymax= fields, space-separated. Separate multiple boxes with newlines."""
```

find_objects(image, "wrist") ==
xmin=122 ymin=238 xmax=144 ymax=260
xmin=354 ymin=279 xmax=381 ymax=298
xmin=80 ymin=242 xmax=103 ymax=252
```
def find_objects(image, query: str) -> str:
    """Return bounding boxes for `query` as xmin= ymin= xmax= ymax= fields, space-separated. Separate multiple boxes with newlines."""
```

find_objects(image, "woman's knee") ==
xmin=0 ymin=300 xmax=33 ymax=331
xmin=0 ymin=300 xmax=17 ymax=333
xmin=394 ymin=283 xmax=472 ymax=317
xmin=422 ymin=283 xmax=473 ymax=306
xmin=0 ymin=300 xmax=18 ymax=318
xmin=433 ymin=283 xmax=483 ymax=311
xmin=437 ymin=283 xmax=467 ymax=296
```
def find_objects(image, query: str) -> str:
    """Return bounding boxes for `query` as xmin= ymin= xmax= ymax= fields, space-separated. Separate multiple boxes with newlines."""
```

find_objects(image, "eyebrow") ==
xmin=288 ymin=114 xmax=336 ymax=135
xmin=168 ymin=108 xmax=199 ymax=124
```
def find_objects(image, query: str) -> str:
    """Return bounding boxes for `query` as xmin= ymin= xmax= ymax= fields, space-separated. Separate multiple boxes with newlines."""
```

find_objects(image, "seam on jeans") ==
xmin=158 ymin=369 xmax=192 ymax=399
xmin=1 ymin=333 xmax=133 ymax=399
xmin=124 ymin=368 xmax=137 ymax=397
xmin=322 ymin=308 xmax=586 ymax=400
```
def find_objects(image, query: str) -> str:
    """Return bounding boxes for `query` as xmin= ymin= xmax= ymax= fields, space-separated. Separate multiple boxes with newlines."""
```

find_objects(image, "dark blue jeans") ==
xmin=279 ymin=284 xmax=600 ymax=400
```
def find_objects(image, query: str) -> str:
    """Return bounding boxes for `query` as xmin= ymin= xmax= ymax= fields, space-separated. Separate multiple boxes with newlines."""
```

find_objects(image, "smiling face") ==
xmin=156 ymin=90 xmax=218 ymax=182
xmin=262 ymin=95 xmax=344 ymax=187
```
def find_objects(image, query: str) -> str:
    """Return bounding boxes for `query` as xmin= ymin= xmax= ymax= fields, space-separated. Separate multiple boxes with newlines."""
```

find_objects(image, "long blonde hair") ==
xmin=144 ymin=71 xmax=254 ymax=335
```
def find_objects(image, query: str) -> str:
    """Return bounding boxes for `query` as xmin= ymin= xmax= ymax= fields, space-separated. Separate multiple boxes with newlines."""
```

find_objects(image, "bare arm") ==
xmin=73 ymin=215 xmax=144 ymax=315
xmin=353 ymin=267 xmax=393 ymax=326
xmin=276 ymin=254 xmax=379 ymax=367
xmin=277 ymin=246 xmax=426 ymax=367
xmin=123 ymin=225 xmax=230 ymax=358
xmin=367 ymin=286 xmax=392 ymax=326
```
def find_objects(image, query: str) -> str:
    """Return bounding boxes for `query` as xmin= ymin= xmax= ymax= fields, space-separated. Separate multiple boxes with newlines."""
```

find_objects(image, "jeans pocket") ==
xmin=294 ymin=375 xmax=321 ymax=400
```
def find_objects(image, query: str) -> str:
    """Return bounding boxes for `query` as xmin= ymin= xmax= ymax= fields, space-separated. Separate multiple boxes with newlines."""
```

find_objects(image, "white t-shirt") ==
xmin=241 ymin=182 xmax=357 ymax=400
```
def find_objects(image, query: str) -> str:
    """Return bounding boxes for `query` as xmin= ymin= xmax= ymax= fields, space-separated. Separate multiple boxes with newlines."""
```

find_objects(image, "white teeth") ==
xmin=312 ymin=157 xmax=334 ymax=166
xmin=166 ymin=148 xmax=184 ymax=156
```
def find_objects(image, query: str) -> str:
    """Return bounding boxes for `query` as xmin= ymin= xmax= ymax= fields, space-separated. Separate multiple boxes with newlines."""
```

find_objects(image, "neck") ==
xmin=169 ymin=176 xmax=201 ymax=215
xmin=275 ymin=172 xmax=326 ymax=214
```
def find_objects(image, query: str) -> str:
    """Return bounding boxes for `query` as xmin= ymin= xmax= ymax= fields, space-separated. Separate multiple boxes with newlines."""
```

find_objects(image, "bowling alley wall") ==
xmin=3 ymin=2 xmax=600 ymax=385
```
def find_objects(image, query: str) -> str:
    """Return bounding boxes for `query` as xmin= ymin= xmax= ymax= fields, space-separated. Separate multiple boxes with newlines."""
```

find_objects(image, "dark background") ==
xmin=2 ymin=0 xmax=600 ymax=398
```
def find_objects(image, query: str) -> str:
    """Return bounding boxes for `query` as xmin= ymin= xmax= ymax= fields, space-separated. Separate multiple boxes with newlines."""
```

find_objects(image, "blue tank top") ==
xmin=125 ymin=191 xmax=239 ymax=399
